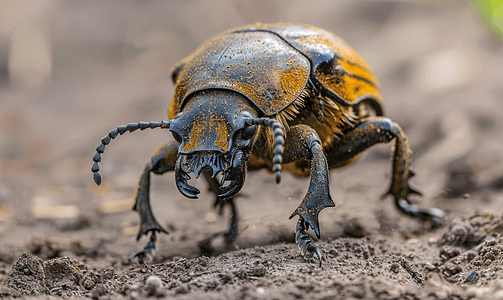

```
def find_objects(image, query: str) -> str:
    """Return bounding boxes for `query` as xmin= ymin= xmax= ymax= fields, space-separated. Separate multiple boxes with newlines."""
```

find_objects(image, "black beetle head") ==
xmin=169 ymin=89 xmax=259 ymax=156
xmin=169 ymin=89 xmax=261 ymax=199
xmin=91 ymin=89 xmax=284 ymax=200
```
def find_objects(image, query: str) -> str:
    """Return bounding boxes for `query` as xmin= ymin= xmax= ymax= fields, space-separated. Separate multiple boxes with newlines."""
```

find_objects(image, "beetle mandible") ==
xmin=91 ymin=23 xmax=445 ymax=265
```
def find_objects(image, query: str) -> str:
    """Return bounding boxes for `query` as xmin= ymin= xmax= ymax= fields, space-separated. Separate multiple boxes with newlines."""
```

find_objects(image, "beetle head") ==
xmin=91 ymin=90 xmax=284 ymax=199
xmin=169 ymin=89 xmax=261 ymax=199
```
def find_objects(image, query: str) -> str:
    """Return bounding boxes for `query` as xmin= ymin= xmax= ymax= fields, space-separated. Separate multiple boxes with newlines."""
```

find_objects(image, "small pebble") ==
xmin=146 ymin=275 xmax=162 ymax=295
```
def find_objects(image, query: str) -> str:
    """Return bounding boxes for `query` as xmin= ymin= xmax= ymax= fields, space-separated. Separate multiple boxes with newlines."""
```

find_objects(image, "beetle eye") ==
xmin=240 ymin=125 xmax=256 ymax=140
xmin=172 ymin=132 xmax=182 ymax=143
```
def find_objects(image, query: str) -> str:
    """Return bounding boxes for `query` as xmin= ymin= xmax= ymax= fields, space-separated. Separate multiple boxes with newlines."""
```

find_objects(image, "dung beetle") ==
xmin=91 ymin=23 xmax=445 ymax=265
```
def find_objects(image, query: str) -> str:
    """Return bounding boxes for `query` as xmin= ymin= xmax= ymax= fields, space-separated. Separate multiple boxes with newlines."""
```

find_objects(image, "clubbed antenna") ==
xmin=92 ymin=121 xmax=170 ymax=185
xmin=245 ymin=118 xmax=284 ymax=184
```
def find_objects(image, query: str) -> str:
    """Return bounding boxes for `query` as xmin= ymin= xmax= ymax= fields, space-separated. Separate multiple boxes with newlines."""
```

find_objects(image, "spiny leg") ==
xmin=132 ymin=141 xmax=179 ymax=263
xmin=286 ymin=125 xmax=335 ymax=266
xmin=295 ymin=218 xmax=322 ymax=267
xmin=325 ymin=116 xmax=445 ymax=220
xmin=198 ymin=171 xmax=238 ymax=255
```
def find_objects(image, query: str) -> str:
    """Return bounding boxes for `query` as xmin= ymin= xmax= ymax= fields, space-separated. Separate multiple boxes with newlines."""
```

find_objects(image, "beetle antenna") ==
xmin=245 ymin=118 xmax=284 ymax=184
xmin=91 ymin=121 xmax=170 ymax=185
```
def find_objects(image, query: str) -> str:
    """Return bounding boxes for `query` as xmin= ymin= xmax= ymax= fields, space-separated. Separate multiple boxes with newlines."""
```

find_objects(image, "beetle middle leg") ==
xmin=198 ymin=171 xmax=238 ymax=255
xmin=131 ymin=141 xmax=179 ymax=263
xmin=324 ymin=116 xmax=445 ymax=220
xmin=285 ymin=125 xmax=336 ymax=266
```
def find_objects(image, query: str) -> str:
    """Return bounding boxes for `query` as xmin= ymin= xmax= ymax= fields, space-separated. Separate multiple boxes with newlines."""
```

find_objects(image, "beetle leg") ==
xmin=131 ymin=141 xmax=179 ymax=263
xmin=285 ymin=125 xmax=335 ymax=265
xmin=198 ymin=171 xmax=239 ymax=255
xmin=132 ymin=231 xmax=157 ymax=264
xmin=296 ymin=218 xmax=322 ymax=267
xmin=325 ymin=116 xmax=445 ymax=220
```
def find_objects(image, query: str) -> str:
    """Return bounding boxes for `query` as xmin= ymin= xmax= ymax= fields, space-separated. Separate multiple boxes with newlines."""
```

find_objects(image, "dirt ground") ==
xmin=1 ymin=1 xmax=503 ymax=299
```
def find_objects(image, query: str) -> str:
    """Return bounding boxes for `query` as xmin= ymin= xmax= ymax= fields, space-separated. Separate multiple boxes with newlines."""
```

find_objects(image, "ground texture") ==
xmin=1 ymin=1 xmax=503 ymax=299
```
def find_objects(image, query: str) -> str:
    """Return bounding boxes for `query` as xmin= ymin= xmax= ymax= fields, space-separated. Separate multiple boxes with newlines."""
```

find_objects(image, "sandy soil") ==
xmin=1 ymin=1 xmax=503 ymax=299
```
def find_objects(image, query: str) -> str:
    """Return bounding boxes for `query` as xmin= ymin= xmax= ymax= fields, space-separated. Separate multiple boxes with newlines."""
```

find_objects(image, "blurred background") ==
xmin=0 ymin=0 xmax=502 ymax=264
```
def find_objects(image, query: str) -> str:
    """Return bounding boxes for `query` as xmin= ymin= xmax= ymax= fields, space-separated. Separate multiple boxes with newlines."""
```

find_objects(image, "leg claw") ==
xmin=295 ymin=218 xmax=323 ymax=267
xmin=397 ymin=199 xmax=446 ymax=220
xmin=132 ymin=250 xmax=154 ymax=264
xmin=132 ymin=231 xmax=157 ymax=264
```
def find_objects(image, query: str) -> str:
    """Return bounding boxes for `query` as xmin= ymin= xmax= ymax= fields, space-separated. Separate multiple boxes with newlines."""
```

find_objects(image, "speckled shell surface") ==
xmin=171 ymin=28 xmax=310 ymax=117
xmin=169 ymin=23 xmax=381 ymax=120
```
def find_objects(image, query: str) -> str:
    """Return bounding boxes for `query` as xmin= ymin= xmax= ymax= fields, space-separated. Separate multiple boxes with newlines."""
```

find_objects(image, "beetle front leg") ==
xmin=132 ymin=141 xmax=179 ymax=263
xmin=285 ymin=125 xmax=335 ymax=266
xmin=295 ymin=217 xmax=322 ymax=267
xmin=325 ymin=117 xmax=445 ymax=220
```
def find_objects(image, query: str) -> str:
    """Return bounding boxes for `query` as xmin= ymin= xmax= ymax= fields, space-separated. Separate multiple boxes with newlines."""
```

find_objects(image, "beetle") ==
xmin=91 ymin=23 xmax=445 ymax=265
